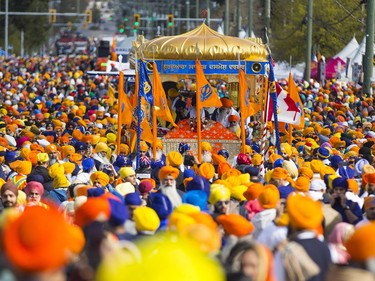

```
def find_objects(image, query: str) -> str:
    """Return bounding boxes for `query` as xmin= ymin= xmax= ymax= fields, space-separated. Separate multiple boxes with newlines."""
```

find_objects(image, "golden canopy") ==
xmin=139 ymin=23 xmax=268 ymax=61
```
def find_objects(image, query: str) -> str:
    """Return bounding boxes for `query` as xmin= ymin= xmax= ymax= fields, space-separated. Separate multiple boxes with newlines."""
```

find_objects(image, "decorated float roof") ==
xmin=139 ymin=23 xmax=268 ymax=61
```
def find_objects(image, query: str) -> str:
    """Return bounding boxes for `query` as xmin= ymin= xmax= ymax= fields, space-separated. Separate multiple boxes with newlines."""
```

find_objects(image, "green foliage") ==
xmin=269 ymin=0 xmax=366 ymax=62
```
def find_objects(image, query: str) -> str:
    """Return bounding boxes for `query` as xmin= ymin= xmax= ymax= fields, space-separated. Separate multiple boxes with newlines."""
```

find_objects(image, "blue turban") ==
xmin=124 ymin=192 xmax=142 ymax=206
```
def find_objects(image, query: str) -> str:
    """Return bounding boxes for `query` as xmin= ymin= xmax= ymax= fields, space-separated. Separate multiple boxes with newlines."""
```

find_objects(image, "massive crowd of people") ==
xmin=0 ymin=54 xmax=374 ymax=281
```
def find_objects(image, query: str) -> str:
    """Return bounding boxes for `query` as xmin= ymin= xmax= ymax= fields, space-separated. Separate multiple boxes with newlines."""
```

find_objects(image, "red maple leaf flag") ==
xmin=267 ymin=82 xmax=301 ymax=125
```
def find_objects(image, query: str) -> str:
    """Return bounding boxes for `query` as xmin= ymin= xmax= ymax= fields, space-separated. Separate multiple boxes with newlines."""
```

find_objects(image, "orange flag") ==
xmin=140 ymin=117 xmax=154 ymax=144
xmin=288 ymin=72 xmax=305 ymax=129
xmin=239 ymin=69 xmax=252 ymax=118
xmin=107 ymin=84 xmax=115 ymax=107
xmin=111 ymin=37 xmax=117 ymax=61
xmin=118 ymin=72 xmax=133 ymax=128
xmin=195 ymin=60 xmax=222 ymax=109
xmin=153 ymin=62 xmax=177 ymax=127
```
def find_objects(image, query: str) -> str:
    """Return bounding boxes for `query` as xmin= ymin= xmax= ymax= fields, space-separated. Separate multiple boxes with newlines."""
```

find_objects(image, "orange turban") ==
xmin=347 ymin=179 xmax=359 ymax=195
xmin=258 ymin=184 xmax=280 ymax=209
xmin=158 ymin=165 xmax=179 ymax=180
xmin=217 ymin=214 xmax=254 ymax=237
xmin=243 ymin=182 xmax=264 ymax=200
xmin=198 ymin=163 xmax=215 ymax=180
xmin=298 ymin=167 xmax=314 ymax=180
xmin=228 ymin=115 xmax=239 ymax=123
xmin=74 ymin=197 xmax=111 ymax=227
xmin=90 ymin=171 xmax=110 ymax=186
xmin=45 ymin=144 xmax=58 ymax=153
xmin=10 ymin=160 xmax=32 ymax=175
xmin=218 ymin=162 xmax=231 ymax=178
xmin=72 ymin=129 xmax=83 ymax=141
xmin=220 ymin=97 xmax=233 ymax=108
xmin=271 ymin=167 xmax=289 ymax=180
xmin=294 ymin=176 xmax=310 ymax=192
xmin=3 ymin=206 xmax=84 ymax=272
xmin=345 ymin=223 xmax=375 ymax=261
xmin=287 ymin=193 xmax=323 ymax=230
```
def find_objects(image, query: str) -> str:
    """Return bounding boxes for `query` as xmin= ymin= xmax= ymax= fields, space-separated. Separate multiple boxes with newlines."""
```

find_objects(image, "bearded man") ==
xmin=0 ymin=182 xmax=20 ymax=211
xmin=158 ymin=165 xmax=183 ymax=209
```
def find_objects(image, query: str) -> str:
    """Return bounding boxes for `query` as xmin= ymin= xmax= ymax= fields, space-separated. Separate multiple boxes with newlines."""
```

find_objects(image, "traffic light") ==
xmin=167 ymin=14 xmax=174 ymax=28
xmin=84 ymin=10 xmax=92 ymax=24
xmin=119 ymin=25 xmax=125 ymax=33
xmin=49 ymin=9 xmax=57 ymax=23
xmin=133 ymin=14 xmax=140 ymax=29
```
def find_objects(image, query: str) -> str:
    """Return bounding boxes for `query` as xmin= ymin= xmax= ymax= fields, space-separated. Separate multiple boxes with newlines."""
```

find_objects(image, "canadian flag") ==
xmin=267 ymin=82 xmax=302 ymax=125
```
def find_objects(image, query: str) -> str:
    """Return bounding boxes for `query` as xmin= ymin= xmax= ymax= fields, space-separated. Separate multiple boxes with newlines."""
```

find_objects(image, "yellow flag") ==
xmin=153 ymin=62 xmax=177 ymax=127
xmin=195 ymin=60 xmax=222 ymax=109
xmin=118 ymin=72 xmax=133 ymax=128
xmin=288 ymin=72 xmax=305 ymax=129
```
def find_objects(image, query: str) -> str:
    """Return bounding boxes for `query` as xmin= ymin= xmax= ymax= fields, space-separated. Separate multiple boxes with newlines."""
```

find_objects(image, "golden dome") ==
xmin=141 ymin=23 xmax=268 ymax=61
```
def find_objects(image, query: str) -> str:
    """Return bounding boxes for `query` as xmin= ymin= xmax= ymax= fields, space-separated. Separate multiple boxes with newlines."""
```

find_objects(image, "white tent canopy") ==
xmin=334 ymin=36 xmax=359 ymax=61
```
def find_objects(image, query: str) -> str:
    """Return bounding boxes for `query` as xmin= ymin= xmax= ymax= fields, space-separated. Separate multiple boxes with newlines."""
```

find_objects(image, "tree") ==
xmin=269 ymin=0 xmax=365 ymax=62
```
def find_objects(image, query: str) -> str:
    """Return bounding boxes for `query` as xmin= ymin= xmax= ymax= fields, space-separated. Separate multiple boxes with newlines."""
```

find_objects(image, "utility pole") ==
xmin=186 ymin=0 xmax=190 ymax=30
xmin=247 ymin=0 xmax=253 ymax=37
xmin=196 ymin=0 xmax=199 ymax=19
xmin=206 ymin=0 xmax=210 ymax=26
xmin=363 ymin=0 xmax=374 ymax=95
xmin=264 ymin=0 xmax=270 ymax=41
xmin=5 ymin=0 xmax=8 ymax=58
xmin=304 ymin=0 xmax=313 ymax=82
xmin=224 ymin=0 xmax=229 ymax=35
xmin=236 ymin=0 xmax=241 ymax=37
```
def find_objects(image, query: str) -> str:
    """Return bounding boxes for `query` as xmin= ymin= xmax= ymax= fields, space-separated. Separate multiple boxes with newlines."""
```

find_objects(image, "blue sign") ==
xmin=147 ymin=60 xmax=267 ymax=75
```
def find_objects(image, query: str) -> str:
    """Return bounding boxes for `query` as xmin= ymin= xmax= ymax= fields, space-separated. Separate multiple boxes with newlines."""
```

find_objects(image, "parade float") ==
xmin=129 ymin=23 xmax=270 ymax=156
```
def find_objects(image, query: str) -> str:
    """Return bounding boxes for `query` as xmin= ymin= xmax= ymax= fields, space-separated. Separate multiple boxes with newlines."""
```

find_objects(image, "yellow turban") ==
xmin=310 ymin=159 xmax=324 ymax=173
xmin=63 ymin=162 xmax=76 ymax=175
xmin=119 ymin=167 xmax=136 ymax=179
xmin=119 ymin=144 xmax=130 ymax=155
xmin=167 ymin=151 xmax=183 ymax=167
xmin=198 ymin=163 xmax=215 ymax=180
xmin=53 ymin=174 xmax=70 ymax=189
xmin=208 ymin=184 xmax=231 ymax=205
xmin=201 ymin=142 xmax=212 ymax=152
xmin=140 ymin=141 xmax=148 ymax=152
xmin=251 ymin=154 xmax=262 ymax=166
xmin=134 ymin=207 xmax=160 ymax=232
xmin=90 ymin=171 xmax=110 ymax=186
xmin=49 ymin=163 xmax=65 ymax=178
xmin=95 ymin=142 xmax=109 ymax=153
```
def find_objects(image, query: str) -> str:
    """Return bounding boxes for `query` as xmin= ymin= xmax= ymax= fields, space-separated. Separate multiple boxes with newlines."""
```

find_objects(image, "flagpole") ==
xmin=238 ymin=53 xmax=246 ymax=154
xmin=259 ymin=77 xmax=270 ymax=178
xmin=136 ymin=55 xmax=141 ymax=170
xmin=196 ymin=65 xmax=202 ymax=163
xmin=269 ymin=55 xmax=282 ymax=155
xmin=152 ymin=50 xmax=157 ymax=161
xmin=117 ymin=72 xmax=123 ymax=155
